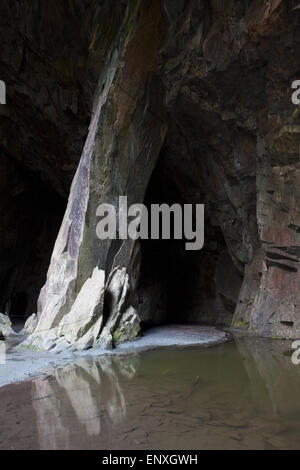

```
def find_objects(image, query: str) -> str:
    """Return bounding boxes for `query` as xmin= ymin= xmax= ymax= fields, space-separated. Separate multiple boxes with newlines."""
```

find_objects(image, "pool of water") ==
xmin=1 ymin=335 xmax=300 ymax=450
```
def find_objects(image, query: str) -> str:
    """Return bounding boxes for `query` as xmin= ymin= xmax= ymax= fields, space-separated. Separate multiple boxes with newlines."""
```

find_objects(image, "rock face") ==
xmin=0 ymin=0 xmax=126 ymax=318
xmin=22 ymin=0 xmax=167 ymax=350
xmin=0 ymin=313 xmax=18 ymax=338
xmin=113 ymin=306 xmax=141 ymax=345
xmin=1 ymin=0 xmax=300 ymax=347
xmin=21 ymin=313 xmax=38 ymax=335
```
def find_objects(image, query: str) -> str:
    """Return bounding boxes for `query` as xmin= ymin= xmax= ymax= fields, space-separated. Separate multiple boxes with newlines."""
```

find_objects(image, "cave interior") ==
xmin=0 ymin=111 xmax=243 ymax=331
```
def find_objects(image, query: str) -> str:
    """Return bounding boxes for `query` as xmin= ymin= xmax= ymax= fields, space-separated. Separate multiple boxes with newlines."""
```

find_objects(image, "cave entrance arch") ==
xmin=137 ymin=146 xmax=243 ymax=330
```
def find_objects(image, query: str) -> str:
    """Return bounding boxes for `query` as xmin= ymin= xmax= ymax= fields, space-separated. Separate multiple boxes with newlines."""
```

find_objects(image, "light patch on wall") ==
xmin=0 ymin=80 xmax=6 ymax=104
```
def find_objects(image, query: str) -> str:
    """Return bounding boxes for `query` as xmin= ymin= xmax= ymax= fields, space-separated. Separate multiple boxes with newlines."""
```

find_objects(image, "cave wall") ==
xmin=139 ymin=0 xmax=300 ymax=337
xmin=0 ymin=154 xmax=65 ymax=317
xmin=0 ymin=0 xmax=127 ymax=320
xmin=22 ymin=0 xmax=168 ymax=351
xmin=0 ymin=0 xmax=300 ymax=346
xmin=156 ymin=0 xmax=300 ymax=338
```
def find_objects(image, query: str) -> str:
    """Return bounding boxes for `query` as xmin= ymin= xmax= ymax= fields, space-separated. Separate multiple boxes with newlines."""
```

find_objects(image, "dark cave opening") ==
xmin=0 ymin=159 xmax=67 ymax=326
xmin=138 ymin=162 xmax=188 ymax=326
xmin=137 ymin=149 xmax=242 ymax=330
xmin=6 ymin=292 xmax=28 ymax=317
xmin=5 ymin=292 xmax=28 ymax=331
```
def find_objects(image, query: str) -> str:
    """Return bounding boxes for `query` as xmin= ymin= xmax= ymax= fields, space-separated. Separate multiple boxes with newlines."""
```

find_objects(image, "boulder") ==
xmin=0 ymin=313 xmax=18 ymax=338
xmin=113 ymin=306 xmax=141 ymax=345
xmin=58 ymin=267 xmax=106 ymax=351
xmin=97 ymin=268 xmax=130 ymax=349
xmin=20 ymin=314 xmax=38 ymax=335
xmin=22 ymin=267 xmax=105 ymax=352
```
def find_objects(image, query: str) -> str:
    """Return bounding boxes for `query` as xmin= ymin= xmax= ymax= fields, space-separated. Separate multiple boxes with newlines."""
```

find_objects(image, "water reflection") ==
xmin=235 ymin=336 xmax=300 ymax=417
xmin=32 ymin=356 xmax=139 ymax=449
xmin=32 ymin=377 xmax=70 ymax=450
xmin=2 ymin=336 xmax=300 ymax=449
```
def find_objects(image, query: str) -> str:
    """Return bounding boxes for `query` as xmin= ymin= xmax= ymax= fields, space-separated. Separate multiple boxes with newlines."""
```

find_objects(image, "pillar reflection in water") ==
xmin=31 ymin=355 xmax=139 ymax=449
xmin=32 ymin=377 xmax=70 ymax=450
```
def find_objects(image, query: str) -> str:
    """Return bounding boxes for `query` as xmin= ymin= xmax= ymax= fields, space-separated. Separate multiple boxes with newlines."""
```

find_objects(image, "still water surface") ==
xmin=1 ymin=336 xmax=300 ymax=450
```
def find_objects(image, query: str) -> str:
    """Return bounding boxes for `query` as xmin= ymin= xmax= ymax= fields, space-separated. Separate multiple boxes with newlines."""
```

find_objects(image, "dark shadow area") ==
xmin=6 ymin=292 xmax=28 ymax=326
xmin=138 ymin=149 xmax=242 ymax=329
xmin=0 ymin=158 xmax=67 ymax=324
